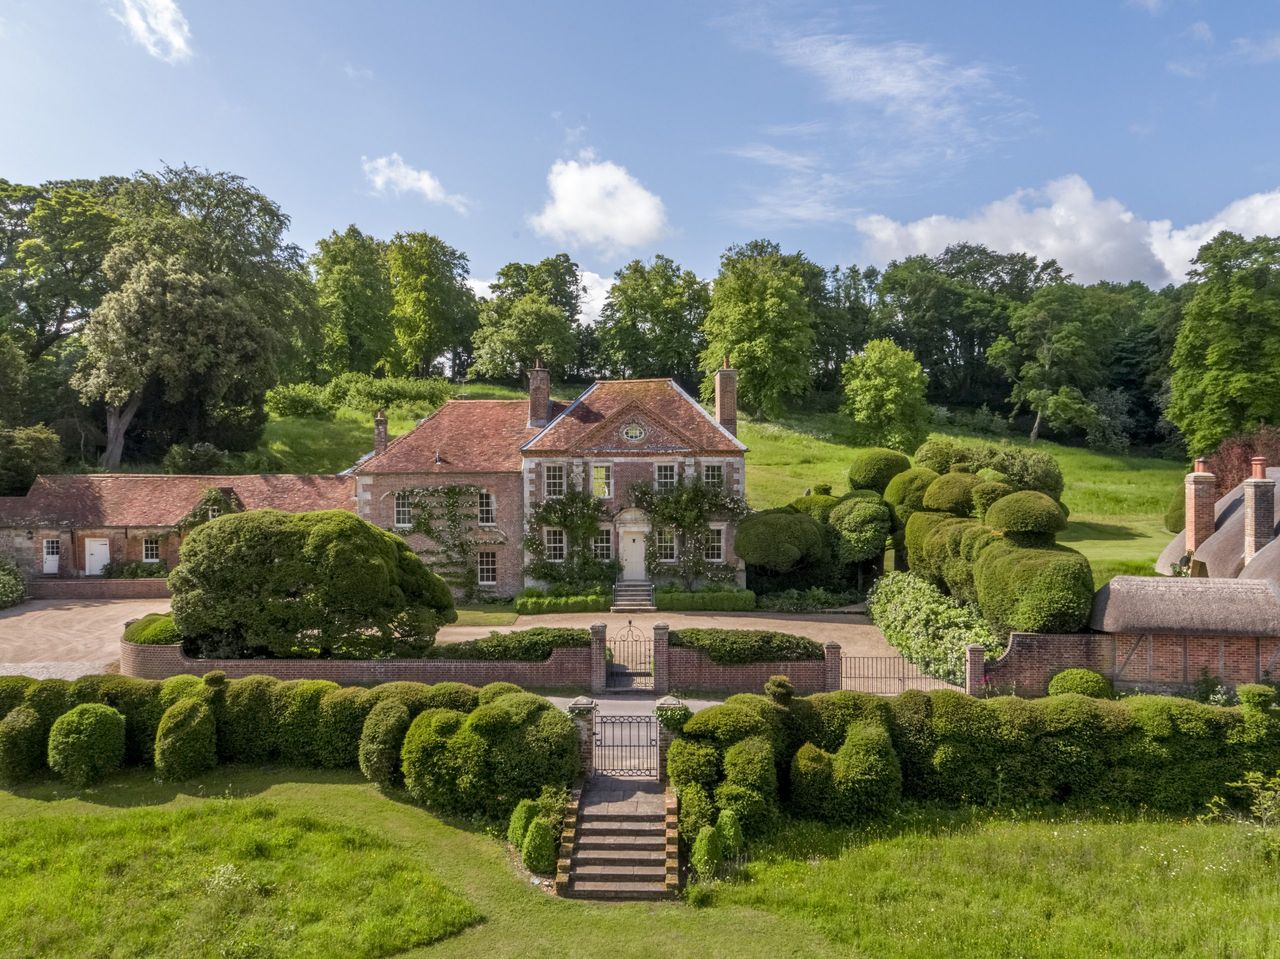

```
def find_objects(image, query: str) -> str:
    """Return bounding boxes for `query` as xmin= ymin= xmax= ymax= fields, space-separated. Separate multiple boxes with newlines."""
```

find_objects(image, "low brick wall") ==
xmin=967 ymin=631 xmax=1280 ymax=697
xmin=120 ymin=639 xmax=592 ymax=687
xmin=667 ymin=645 xmax=837 ymax=695
xmin=29 ymin=578 xmax=170 ymax=601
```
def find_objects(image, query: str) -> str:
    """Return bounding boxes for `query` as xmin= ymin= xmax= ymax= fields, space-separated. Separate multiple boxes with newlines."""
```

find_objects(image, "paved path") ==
xmin=0 ymin=598 xmax=170 ymax=678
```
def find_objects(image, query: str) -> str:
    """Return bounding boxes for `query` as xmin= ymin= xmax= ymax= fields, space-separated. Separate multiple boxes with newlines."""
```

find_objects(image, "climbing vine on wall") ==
xmin=177 ymin=488 xmax=242 ymax=534
xmin=629 ymin=480 xmax=749 ymax=589
xmin=403 ymin=485 xmax=506 ymax=600
xmin=524 ymin=483 xmax=620 ymax=592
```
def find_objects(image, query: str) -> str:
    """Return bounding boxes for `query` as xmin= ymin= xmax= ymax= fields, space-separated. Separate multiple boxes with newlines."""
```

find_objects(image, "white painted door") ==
xmin=85 ymin=538 xmax=110 ymax=576
xmin=42 ymin=539 xmax=60 ymax=575
xmin=620 ymin=533 xmax=647 ymax=581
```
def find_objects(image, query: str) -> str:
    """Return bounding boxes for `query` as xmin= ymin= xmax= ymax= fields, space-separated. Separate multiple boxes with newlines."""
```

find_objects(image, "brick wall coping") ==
xmin=28 ymin=578 xmax=170 ymax=601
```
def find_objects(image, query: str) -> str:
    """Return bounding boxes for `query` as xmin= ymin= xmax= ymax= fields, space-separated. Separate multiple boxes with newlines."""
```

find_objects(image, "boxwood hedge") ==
xmin=669 ymin=628 xmax=824 ymax=665
xmin=848 ymin=448 xmax=912 ymax=493
xmin=427 ymin=628 xmax=590 ymax=662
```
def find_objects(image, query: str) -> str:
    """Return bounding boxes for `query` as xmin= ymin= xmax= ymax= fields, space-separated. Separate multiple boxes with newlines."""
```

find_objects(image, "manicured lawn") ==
xmin=2 ymin=769 xmax=1274 ymax=959
xmin=453 ymin=603 xmax=519 ymax=627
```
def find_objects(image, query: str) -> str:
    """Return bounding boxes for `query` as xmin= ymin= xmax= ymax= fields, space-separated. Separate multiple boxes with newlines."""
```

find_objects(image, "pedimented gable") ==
xmin=567 ymin=402 xmax=700 ymax=455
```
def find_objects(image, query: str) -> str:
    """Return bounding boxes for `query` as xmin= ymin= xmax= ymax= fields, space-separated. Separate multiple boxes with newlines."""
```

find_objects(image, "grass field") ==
xmin=453 ymin=603 xmax=519 ymax=627
xmin=2 ymin=768 xmax=1273 ymax=959
xmin=259 ymin=391 xmax=1185 ymax=588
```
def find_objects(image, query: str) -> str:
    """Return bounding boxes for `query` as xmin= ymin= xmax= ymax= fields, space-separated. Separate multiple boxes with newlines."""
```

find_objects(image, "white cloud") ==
xmin=361 ymin=153 xmax=468 ymax=214
xmin=529 ymin=151 xmax=667 ymax=254
xmin=725 ymin=144 xmax=819 ymax=174
xmin=109 ymin=0 xmax=191 ymax=63
xmin=1129 ymin=0 xmax=1165 ymax=13
xmin=855 ymin=175 xmax=1280 ymax=286
xmin=1233 ymin=33 xmax=1280 ymax=64
xmin=343 ymin=63 xmax=373 ymax=82
xmin=1188 ymin=21 xmax=1214 ymax=45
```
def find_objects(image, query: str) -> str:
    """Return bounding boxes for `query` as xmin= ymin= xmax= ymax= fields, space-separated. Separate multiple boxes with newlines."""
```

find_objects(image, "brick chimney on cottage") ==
xmin=1244 ymin=455 xmax=1275 ymax=565
xmin=1184 ymin=457 xmax=1217 ymax=557
xmin=528 ymin=358 xmax=552 ymax=428
xmin=373 ymin=409 xmax=388 ymax=456
xmin=714 ymin=355 xmax=737 ymax=436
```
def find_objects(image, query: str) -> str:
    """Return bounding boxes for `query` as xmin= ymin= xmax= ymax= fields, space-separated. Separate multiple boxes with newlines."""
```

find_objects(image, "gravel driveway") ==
xmin=0 ymin=598 xmax=170 ymax=679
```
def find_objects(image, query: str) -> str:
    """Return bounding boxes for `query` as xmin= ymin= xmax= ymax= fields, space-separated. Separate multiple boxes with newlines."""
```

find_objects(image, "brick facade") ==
xmin=968 ymin=631 xmax=1280 ymax=697
xmin=30 ymin=578 xmax=171 ymax=600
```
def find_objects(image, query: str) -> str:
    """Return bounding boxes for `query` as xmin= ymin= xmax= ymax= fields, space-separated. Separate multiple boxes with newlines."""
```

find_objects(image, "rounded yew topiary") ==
xmin=507 ymin=797 xmax=538 ymax=848
xmin=973 ymin=539 xmax=1095 ymax=636
xmin=0 ymin=675 xmax=35 ymax=722
xmin=734 ymin=509 xmax=827 ymax=573
xmin=272 ymin=679 xmax=340 ymax=766
xmin=1165 ymin=488 xmax=1185 ymax=535
xmin=0 ymin=706 xmax=45 ymax=785
xmin=790 ymin=493 xmax=843 ymax=523
xmin=154 ymin=697 xmax=218 ymax=782
xmin=830 ymin=721 xmax=902 ymax=822
xmin=420 ymin=682 xmax=480 ymax=713
xmin=667 ymin=738 xmax=721 ymax=790
xmin=715 ymin=809 xmax=744 ymax=858
xmin=1048 ymin=669 xmax=1115 ymax=699
xmin=829 ymin=496 xmax=893 ymax=564
xmin=972 ymin=481 xmax=1014 ymax=521
xmin=678 ymin=782 xmax=715 ymax=841
xmin=790 ymin=742 xmax=835 ymax=819
xmin=358 ymin=698 xmax=413 ymax=788
xmin=848 ymin=448 xmax=912 ymax=493
xmin=520 ymin=816 xmax=557 ymax=875
xmin=122 ymin=613 xmax=179 ymax=646
xmin=316 ymin=685 xmax=374 ymax=768
xmin=883 ymin=466 xmax=940 ymax=530
xmin=722 ymin=735 xmax=776 ymax=796
xmin=985 ymin=490 xmax=1067 ymax=544
xmin=921 ymin=472 xmax=983 ymax=517
xmin=478 ymin=681 xmax=523 ymax=705
xmin=690 ymin=824 xmax=723 ymax=881
xmin=682 ymin=703 xmax=770 ymax=749
xmin=47 ymin=703 xmax=125 ymax=788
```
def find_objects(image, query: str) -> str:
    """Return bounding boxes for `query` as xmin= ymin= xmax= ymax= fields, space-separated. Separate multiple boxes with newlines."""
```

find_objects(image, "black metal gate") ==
xmin=594 ymin=715 xmax=658 ymax=777
xmin=606 ymin=620 xmax=654 ymax=690
xmin=840 ymin=656 xmax=959 ymax=695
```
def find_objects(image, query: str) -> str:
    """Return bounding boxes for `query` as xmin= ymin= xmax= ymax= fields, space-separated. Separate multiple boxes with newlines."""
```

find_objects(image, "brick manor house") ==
xmin=0 ymin=364 xmax=747 ymax=601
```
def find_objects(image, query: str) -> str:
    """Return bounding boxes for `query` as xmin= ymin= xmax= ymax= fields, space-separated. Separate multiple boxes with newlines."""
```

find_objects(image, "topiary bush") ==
xmin=830 ymin=721 xmax=902 ymax=822
xmin=520 ymin=816 xmax=558 ymax=874
xmin=682 ymin=703 xmax=770 ymax=749
xmin=478 ymin=682 xmax=524 ymax=705
xmin=984 ymin=490 xmax=1067 ymax=546
xmin=848 ymin=448 xmax=912 ymax=493
xmin=1048 ymin=668 xmax=1115 ymax=699
xmin=1165 ymin=488 xmax=1186 ymax=535
xmin=418 ymin=682 xmax=481 ymax=713
xmin=154 ymin=698 xmax=217 ymax=782
xmin=667 ymin=737 xmax=721 ymax=790
xmin=734 ymin=509 xmax=828 ymax=574
xmin=47 ymin=703 xmax=126 ymax=788
xmin=122 ymin=613 xmax=180 ymax=646
xmin=0 ymin=557 xmax=26 ymax=609
xmin=973 ymin=539 xmax=1095 ymax=636
xmin=220 ymin=675 xmax=280 ymax=763
xmin=883 ymin=466 xmax=940 ymax=531
xmin=669 ymin=629 xmax=823 ymax=665
xmin=828 ymin=496 xmax=893 ymax=565
xmin=0 ymin=675 xmax=34 ymax=722
xmin=789 ymin=742 xmax=835 ymax=819
xmin=273 ymin=680 xmax=340 ymax=766
xmin=722 ymin=735 xmax=777 ymax=797
xmin=678 ymin=782 xmax=715 ymax=843
xmin=428 ymin=628 xmax=590 ymax=661
xmin=690 ymin=824 xmax=723 ymax=881
xmin=972 ymin=481 xmax=1014 ymax=521
xmin=0 ymin=706 xmax=45 ymax=785
xmin=913 ymin=439 xmax=1064 ymax=500
xmin=716 ymin=809 xmax=744 ymax=859
xmin=507 ymin=798 xmax=539 ymax=848
xmin=903 ymin=510 xmax=954 ymax=578
xmin=23 ymin=677 xmax=70 ymax=731
xmin=713 ymin=782 xmax=775 ymax=837
xmin=316 ymin=686 xmax=374 ymax=768
xmin=358 ymin=698 xmax=413 ymax=788
xmin=790 ymin=492 xmax=843 ymax=523
xmin=922 ymin=472 xmax=982 ymax=517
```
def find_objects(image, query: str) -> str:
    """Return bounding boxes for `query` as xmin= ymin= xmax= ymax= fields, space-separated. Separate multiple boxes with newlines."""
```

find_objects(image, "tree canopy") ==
xmin=841 ymin=340 xmax=931 ymax=452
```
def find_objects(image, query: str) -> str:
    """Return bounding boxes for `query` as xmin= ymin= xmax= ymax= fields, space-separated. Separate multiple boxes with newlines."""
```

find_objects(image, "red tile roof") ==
xmin=523 ymin=380 xmax=745 ymax=455
xmin=354 ymin=400 xmax=563 ymax=475
xmin=0 ymin=474 xmax=355 ymax=528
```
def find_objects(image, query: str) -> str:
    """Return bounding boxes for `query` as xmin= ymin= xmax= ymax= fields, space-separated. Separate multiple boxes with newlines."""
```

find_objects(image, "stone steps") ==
xmin=611 ymin=580 xmax=656 ymax=613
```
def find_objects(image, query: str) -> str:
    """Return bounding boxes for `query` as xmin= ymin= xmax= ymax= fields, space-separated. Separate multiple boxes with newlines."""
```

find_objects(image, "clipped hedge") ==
xmin=985 ymin=490 xmax=1067 ymax=545
xmin=735 ymin=509 xmax=827 ymax=573
xmin=1165 ymin=488 xmax=1185 ymax=535
xmin=47 ymin=703 xmax=126 ymax=788
xmin=0 ymin=706 xmax=45 ymax=785
xmin=690 ymin=824 xmax=723 ymax=881
xmin=669 ymin=628 xmax=824 ymax=665
xmin=221 ymin=675 xmax=280 ymax=763
xmin=883 ymin=466 xmax=940 ymax=531
xmin=122 ymin=613 xmax=180 ymax=646
xmin=520 ymin=817 xmax=558 ymax=874
xmin=507 ymin=798 xmax=538 ymax=848
xmin=790 ymin=493 xmax=843 ymax=523
xmin=972 ymin=480 xmax=1014 ymax=521
xmin=0 ymin=675 xmax=35 ymax=722
xmin=359 ymin=698 xmax=413 ymax=788
xmin=1048 ymin=668 xmax=1114 ymax=699
xmin=973 ymin=539 xmax=1095 ymax=636
xmin=154 ymin=698 xmax=217 ymax=782
xmin=867 ymin=572 xmax=1002 ymax=685
xmin=828 ymin=496 xmax=893 ymax=565
xmin=656 ymin=590 xmax=756 ymax=612
xmin=848 ymin=448 xmax=912 ymax=493
xmin=513 ymin=594 xmax=609 ymax=615
xmin=921 ymin=472 xmax=982 ymax=517
xmin=427 ymin=627 xmax=590 ymax=662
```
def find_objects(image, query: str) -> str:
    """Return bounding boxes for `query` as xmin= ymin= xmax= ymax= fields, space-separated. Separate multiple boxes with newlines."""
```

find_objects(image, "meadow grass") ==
xmin=2 ymin=769 xmax=1273 ymax=959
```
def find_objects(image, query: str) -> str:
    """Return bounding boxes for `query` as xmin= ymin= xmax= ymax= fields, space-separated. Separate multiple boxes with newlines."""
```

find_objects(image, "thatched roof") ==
xmin=1156 ymin=467 xmax=1280 ymax=580
xmin=1091 ymin=575 xmax=1280 ymax=636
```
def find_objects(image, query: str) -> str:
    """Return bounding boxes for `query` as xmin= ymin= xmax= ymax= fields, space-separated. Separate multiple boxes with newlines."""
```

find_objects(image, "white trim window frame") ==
xmin=393 ymin=491 xmax=413 ymax=529
xmin=477 ymin=551 xmax=497 ymax=586
xmin=593 ymin=526 xmax=613 ymax=560
xmin=704 ymin=525 xmax=725 ymax=563
xmin=592 ymin=463 xmax=613 ymax=499
xmin=143 ymin=537 xmax=162 ymax=563
xmin=702 ymin=462 xmax=724 ymax=489
xmin=654 ymin=462 xmax=677 ymax=491
xmin=656 ymin=528 xmax=677 ymax=563
xmin=544 ymin=527 xmax=567 ymax=562
xmin=544 ymin=463 xmax=566 ymax=499
xmin=478 ymin=490 xmax=497 ymax=527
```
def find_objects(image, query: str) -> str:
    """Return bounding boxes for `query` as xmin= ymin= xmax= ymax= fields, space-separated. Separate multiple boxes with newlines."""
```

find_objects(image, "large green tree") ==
xmin=1168 ymin=231 xmax=1280 ymax=456
xmin=597 ymin=254 xmax=708 ymax=387
xmin=73 ymin=165 xmax=316 ymax=468
xmin=841 ymin=339 xmax=931 ymax=452
xmin=987 ymin=283 xmax=1109 ymax=442
xmin=698 ymin=242 xmax=815 ymax=416
xmin=386 ymin=231 xmax=477 ymax=377
xmin=310 ymin=226 xmax=393 ymax=379
xmin=469 ymin=293 xmax=576 ymax=381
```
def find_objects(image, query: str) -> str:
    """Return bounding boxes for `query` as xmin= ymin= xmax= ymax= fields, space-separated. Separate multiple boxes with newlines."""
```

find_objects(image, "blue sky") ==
xmin=4 ymin=0 xmax=1280 ymax=316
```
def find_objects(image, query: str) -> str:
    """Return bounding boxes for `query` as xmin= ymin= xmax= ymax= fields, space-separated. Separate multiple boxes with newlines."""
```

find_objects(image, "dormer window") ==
xmin=622 ymin=423 xmax=646 ymax=442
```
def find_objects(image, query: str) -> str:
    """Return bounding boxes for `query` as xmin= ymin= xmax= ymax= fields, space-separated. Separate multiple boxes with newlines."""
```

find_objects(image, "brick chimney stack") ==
xmin=528 ymin=358 xmax=551 ymax=428
xmin=714 ymin=355 xmax=737 ymax=436
xmin=1185 ymin=457 xmax=1217 ymax=556
xmin=1244 ymin=456 xmax=1275 ymax=565
xmin=373 ymin=409 xmax=388 ymax=456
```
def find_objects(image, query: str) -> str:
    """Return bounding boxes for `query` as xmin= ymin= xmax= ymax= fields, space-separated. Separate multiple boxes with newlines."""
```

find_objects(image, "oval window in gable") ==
xmin=622 ymin=423 xmax=646 ymax=442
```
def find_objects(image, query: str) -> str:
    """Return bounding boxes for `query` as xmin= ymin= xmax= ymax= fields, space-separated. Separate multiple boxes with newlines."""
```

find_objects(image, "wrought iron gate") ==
xmin=840 ymin=656 xmax=958 ymax=695
xmin=607 ymin=620 xmax=654 ymax=690
xmin=594 ymin=715 xmax=658 ymax=777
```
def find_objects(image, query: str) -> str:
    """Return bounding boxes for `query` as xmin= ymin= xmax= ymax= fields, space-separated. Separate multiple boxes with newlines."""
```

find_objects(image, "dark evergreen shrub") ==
xmin=316 ymin=686 xmax=374 ymax=768
xmin=507 ymin=798 xmax=538 ymax=848
xmin=668 ymin=629 xmax=823 ymax=664
xmin=428 ymin=628 xmax=589 ymax=661
xmin=419 ymin=682 xmax=480 ymax=713
xmin=972 ymin=539 xmax=1095 ymax=635
xmin=790 ymin=492 xmax=843 ymax=523
xmin=1048 ymin=668 xmax=1114 ymax=699
xmin=985 ymin=490 xmax=1067 ymax=545
xmin=883 ymin=466 xmax=940 ymax=531
xmin=716 ymin=809 xmax=744 ymax=858
xmin=713 ymin=782 xmax=774 ymax=837
xmin=722 ymin=735 xmax=777 ymax=796
xmin=678 ymin=783 xmax=715 ymax=841
xmin=0 ymin=706 xmax=44 ymax=784
xmin=828 ymin=496 xmax=893 ymax=565
xmin=885 ymin=689 xmax=937 ymax=797
xmin=272 ymin=680 xmax=339 ymax=766
xmin=903 ymin=510 xmax=953 ymax=576
xmin=789 ymin=742 xmax=835 ymax=818
xmin=221 ymin=675 xmax=280 ymax=763
xmin=47 ymin=703 xmax=125 ymax=787
xmin=366 ymin=681 xmax=437 ymax=715
xmin=667 ymin=738 xmax=721 ymax=790
xmin=848 ymin=448 xmax=912 ymax=493
xmin=520 ymin=817 xmax=558 ymax=874
xmin=682 ymin=703 xmax=770 ymax=749
xmin=1165 ymin=488 xmax=1185 ymax=534
xmin=913 ymin=439 xmax=1064 ymax=499
xmin=830 ymin=721 xmax=902 ymax=821
xmin=0 ymin=675 xmax=34 ymax=721
xmin=358 ymin=698 xmax=413 ymax=788
xmin=922 ymin=472 xmax=982 ymax=517
xmin=972 ymin=480 xmax=1014 ymax=521
xmin=154 ymin=698 xmax=217 ymax=782
xmin=158 ymin=675 xmax=202 ymax=709
xmin=23 ymin=677 xmax=70 ymax=730
xmin=68 ymin=675 xmax=165 ymax=765
xmin=734 ymin=509 xmax=827 ymax=573
xmin=478 ymin=682 xmax=524 ymax=705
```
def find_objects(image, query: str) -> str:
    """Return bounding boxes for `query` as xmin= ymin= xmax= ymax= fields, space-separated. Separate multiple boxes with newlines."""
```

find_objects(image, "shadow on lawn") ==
xmin=1060 ymin=520 xmax=1146 ymax=542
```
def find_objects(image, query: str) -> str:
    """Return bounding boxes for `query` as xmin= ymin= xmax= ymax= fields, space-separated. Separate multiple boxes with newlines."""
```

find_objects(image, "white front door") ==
xmin=42 ymin=539 xmax=60 ymax=575
xmin=620 ymin=532 xmax=647 ymax=581
xmin=84 ymin=538 xmax=110 ymax=576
